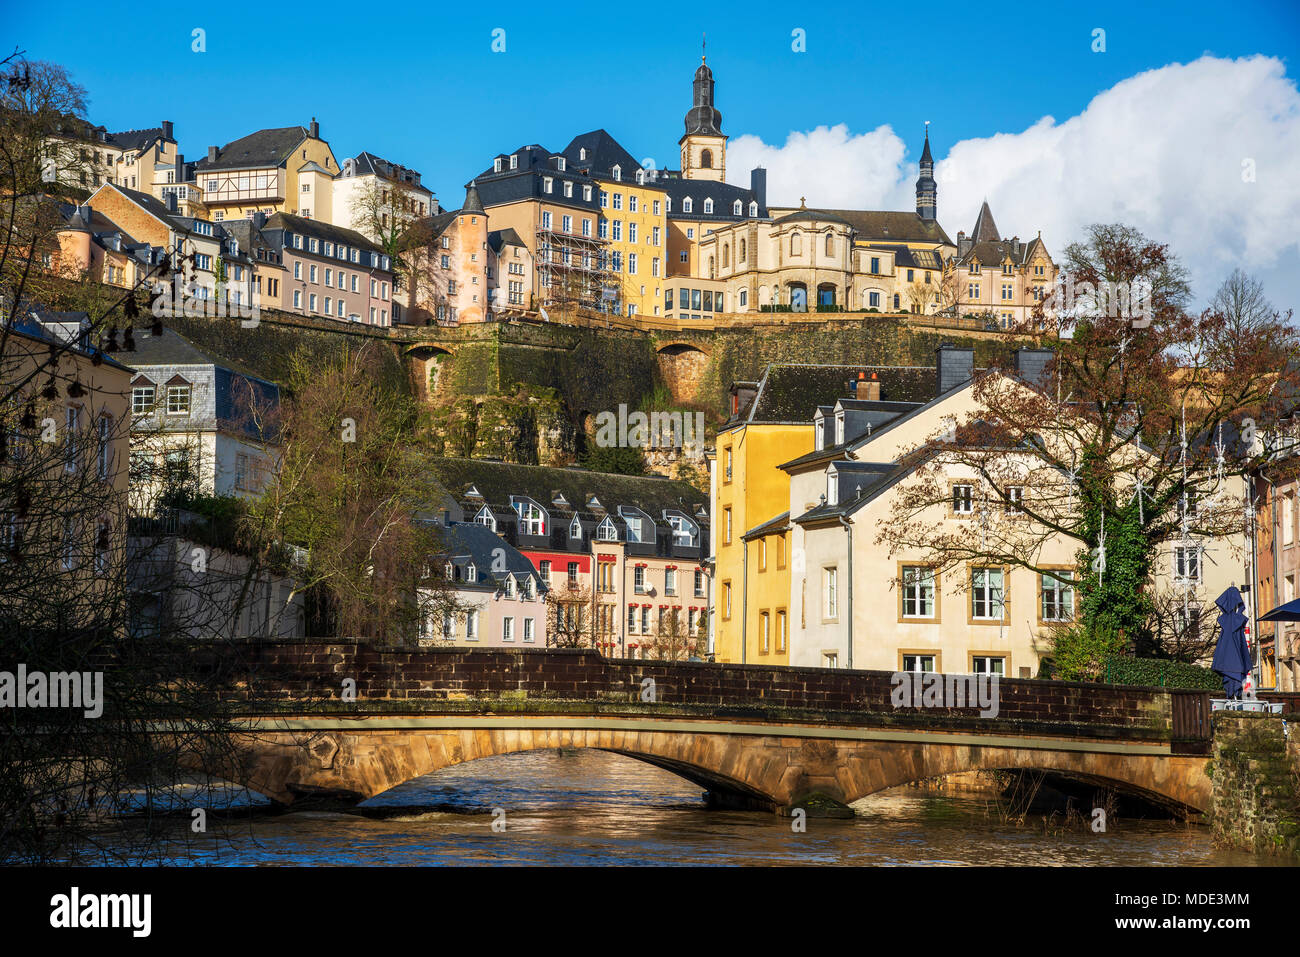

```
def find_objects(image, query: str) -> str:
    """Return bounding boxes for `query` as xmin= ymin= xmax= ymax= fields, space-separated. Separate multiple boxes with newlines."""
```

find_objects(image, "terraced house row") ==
xmin=425 ymin=458 xmax=712 ymax=657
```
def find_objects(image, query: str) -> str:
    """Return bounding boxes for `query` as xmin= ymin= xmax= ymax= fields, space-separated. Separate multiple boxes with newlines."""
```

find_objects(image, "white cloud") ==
xmin=727 ymin=55 xmax=1300 ymax=311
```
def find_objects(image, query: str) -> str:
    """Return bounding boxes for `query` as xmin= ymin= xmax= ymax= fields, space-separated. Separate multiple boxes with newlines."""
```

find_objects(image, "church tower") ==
xmin=679 ymin=49 xmax=726 ymax=182
xmin=915 ymin=125 xmax=937 ymax=221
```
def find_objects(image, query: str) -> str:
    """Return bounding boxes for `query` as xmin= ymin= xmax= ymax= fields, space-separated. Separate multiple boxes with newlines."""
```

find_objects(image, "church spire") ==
xmin=915 ymin=122 xmax=937 ymax=222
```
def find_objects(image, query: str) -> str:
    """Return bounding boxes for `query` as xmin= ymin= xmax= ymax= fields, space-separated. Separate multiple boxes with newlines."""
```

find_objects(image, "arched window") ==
xmin=749 ymin=201 xmax=758 ymax=217
xmin=790 ymin=232 xmax=802 ymax=256
xmin=733 ymin=199 xmax=742 ymax=215
xmin=682 ymin=197 xmax=693 ymax=214
xmin=740 ymin=239 xmax=747 ymax=262
xmin=893 ymin=293 xmax=901 ymax=310
xmin=700 ymin=149 xmax=713 ymax=168
xmin=722 ymin=244 xmax=730 ymax=267
xmin=825 ymin=234 xmax=834 ymax=256
xmin=703 ymin=198 xmax=714 ymax=214
xmin=708 ymin=256 xmax=715 ymax=279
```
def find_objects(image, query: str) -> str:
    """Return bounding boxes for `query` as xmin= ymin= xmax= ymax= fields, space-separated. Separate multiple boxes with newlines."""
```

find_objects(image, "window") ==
xmin=623 ymin=514 xmax=644 ymax=543
xmin=971 ymin=568 xmax=1005 ymax=620
xmin=1041 ymin=571 xmax=1074 ymax=622
xmin=503 ymin=617 xmax=515 ymax=642
xmin=665 ymin=567 xmax=677 ymax=595
xmin=466 ymin=562 xmax=477 ymax=583
xmin=612 ymin=193 xmax=623 ymax=211
xmin=596 ymin=518 xmax=617 ymax=541
xmin=759 ymin=611 xmax=770 ymax=654
xmin=1174 ymin=545 xmax=1201 ymax=582
xmin=523 ymin=618 xmax=535 ymax=642
xmin=952 ymin=484 xmax=973 ymax=514
xmin=1284 ymin=493 xmax=1295 ymax=545
xmin=503 ymin=575 xmax=515 ymax=598
xmin=166 ymin=384 xmax=191 ymax=415
xmin=443 ymin=612 xmax=455 ymax=639
xmin=901 ymin=566 xmax=936 ymax=618
xmin=628 ymin=605 xmax=638 ymax=631
xmin=634 ymin=566 xmax=646 ymax=594
xmin=466 ymin=610 xmax=478 ymax=640
xmin=567 ymin=562 xmax=579 ymax=586
xmin=823 ymin=567 xmax=838 ymax=619
xmin=514 ymin=500 xmax=547 ymax=535
xmin=235 ymin=452 xmax=249 ymax=490
xmin=96 ymin=416 xmax=112 ymax=480
xmin=668 ymin=514 xmax=697 ymax=547
xmin=972 ymin=656 xmax=1006 ymax=676
xmin=823 ymin=653 xmax=839 ymax=669
xmin=694 ymin=568 xmax=705 ymax=598
xmin=1007 ymin=486 xmax=1024 ymax=514
xmin=722 ymin=581 xmax=732 ymax=619
xmin=132 ymin=384 xmax=155 ymax=414
xmin=903 ymin=654 xmax=935 ymax=673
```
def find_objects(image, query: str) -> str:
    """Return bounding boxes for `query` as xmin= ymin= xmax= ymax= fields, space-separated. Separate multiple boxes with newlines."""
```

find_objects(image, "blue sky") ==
xmin=9 ymin=0 xmax=1300 ymax=307
xmin=7 ymin=0 xmax=1296 ymax=201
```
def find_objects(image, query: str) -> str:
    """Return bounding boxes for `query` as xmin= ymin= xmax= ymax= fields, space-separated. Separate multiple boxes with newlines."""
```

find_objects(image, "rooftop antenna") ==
xmin=702 ymin=32 xmax=706 ymax=64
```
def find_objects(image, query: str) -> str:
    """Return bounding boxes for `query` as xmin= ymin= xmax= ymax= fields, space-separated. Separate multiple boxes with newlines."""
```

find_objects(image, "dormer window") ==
xmin=703 ymin=198 xmax=714 ymax=214
xmin=444 ymin=562 xmax=455 ymax=580
xmin=513 ymin=498 xmax=547 ymax=536
xmin=556 ymin=157 xmax=566 ymax=171
xmin=466 ymin=562 xmax=477 ymax=583
xmin=503 ymin=575 xmax=515 ymax=598
xmin=596 ymin=517 xmax=618 ymax=541
xmin=635 ymin=168 xmax=645 ymax=185
xmin=733 ymin=200 xmax=742 ymax=215
xmin=682 ymin=197 xmax=693 ymax=214
xmin=524 ymin=576 xmax=536 ymax=600
xmin=813 ymin=412 xmax=825 ymax=451
xmin=612 ymin=165 xmax=621 ymax=181
xmin=666 ymin=513 xmax=698 ymax=547
xmin=474 ymin=506 xmax=496 ymax=530
xmin=835 ymin=411 xmax=845 ymax=445
xmin=827 ymin=467 xmax=839 ymax=506
xmin=569 ymin=516 xmax=582 ymax=539
xmin=509 ymin=154 xmax=518 ymax=170
xmin=749 ymin=201 xmax=758 ymax=217
xmin=579 ymin=148 xmax=587 ymax=160
xmin=494 ymin=158 xmax=503 ymax=172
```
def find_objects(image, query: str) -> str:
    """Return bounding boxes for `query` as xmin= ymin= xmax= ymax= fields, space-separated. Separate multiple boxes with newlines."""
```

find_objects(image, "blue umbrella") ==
xmin=1259 ymin=597 xmax=1300 ymax=622
xmin=1211 ymin=586 xmax=1251 ymax=698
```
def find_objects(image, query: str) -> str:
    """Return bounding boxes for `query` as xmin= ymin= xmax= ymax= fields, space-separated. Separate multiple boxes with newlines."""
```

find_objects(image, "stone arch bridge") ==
xmin=194 ymin=644 xmax=1212 ymax=817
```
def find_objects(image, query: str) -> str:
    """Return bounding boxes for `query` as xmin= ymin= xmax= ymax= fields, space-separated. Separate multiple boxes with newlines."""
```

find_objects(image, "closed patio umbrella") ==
xmin=1211 ymin=586 xmax=1251 ymax=698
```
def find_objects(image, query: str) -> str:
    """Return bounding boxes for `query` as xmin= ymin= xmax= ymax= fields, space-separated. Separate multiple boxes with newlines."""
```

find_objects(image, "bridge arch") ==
xmin=190 ymin=720 xmax=1209 ymax=818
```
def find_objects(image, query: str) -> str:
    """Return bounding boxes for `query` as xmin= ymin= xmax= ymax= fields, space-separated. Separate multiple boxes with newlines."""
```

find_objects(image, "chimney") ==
xmin=162 ymin=120 xmax=174 ymax=140
xmin=750 ymin=167 xmax=767 ymax=210
xmin=1013 ymin=347 xmax=1054 ymax=391
xmin=863 ymin=371 xmax=881 ymax=402
xmin=165 ymin=193 xmax=177 ymax=213
xmin=207 ymin=145 xmax=219 ymax=162
xmin=935 ymin=343 xmax=974 ymax=396
xmin=252 ymin=211 xmax=267 ymax=229
xmin=174 ymin=153 xmax=184 ymax=181
xmin=309 ymin=117 xmax=319 ymax=139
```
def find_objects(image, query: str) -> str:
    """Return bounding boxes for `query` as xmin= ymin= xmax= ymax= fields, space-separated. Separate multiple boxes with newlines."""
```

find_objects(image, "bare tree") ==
xmin=1211 ymin=269 xmax=1275 ymax=341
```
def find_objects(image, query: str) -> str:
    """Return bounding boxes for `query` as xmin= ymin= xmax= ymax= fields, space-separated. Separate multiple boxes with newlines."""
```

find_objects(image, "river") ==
xmin=114 ymin=749 xmax=1289 ymax=866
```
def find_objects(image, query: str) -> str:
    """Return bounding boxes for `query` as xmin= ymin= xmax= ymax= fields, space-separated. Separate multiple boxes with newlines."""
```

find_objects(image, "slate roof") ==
xmin=400 ymin=210 xmax=459 ymax=252
xmin=488 ymin=227 xmax=525 ymax=252
xmin=426 ymin=457 xmax=708 ymax=557
xmin=662 ymin=176 xmax=766 ymax=221
xmin=440 ymin=522 xmax=545 ymax=590
xmin=742 ymin=511 xmax=790 ymax=541
xmin=560 ymin=130 xmax=641 ymax=179
xmin=263 ymin=211 xmax=385 ymax=256
xmin=108 ymin=126 xmax=169 ymax=152
xmin=820 ymin=209 xmax=954 ymax=246
xmin=970 ymin=201 xmax=1000 ymax=242
xmin=792 ymin=458 xmax=925 ymax=525
xmin=773 ymin=207 xmax=853 ymax=227
xmin=728 ymin=363 xmax=936 ymax=427
xmin=195 ymin=126 xmax=311 ymax=172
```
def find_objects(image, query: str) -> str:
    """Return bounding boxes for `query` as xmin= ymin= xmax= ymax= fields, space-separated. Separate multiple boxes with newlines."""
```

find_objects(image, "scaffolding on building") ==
xmin=533 ymin=226 xmax=621 ymax=315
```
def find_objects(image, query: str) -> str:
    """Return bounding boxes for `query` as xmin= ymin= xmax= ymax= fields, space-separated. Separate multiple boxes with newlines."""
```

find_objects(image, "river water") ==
xmin=126 ymin=749 xmax=1287 ymax=866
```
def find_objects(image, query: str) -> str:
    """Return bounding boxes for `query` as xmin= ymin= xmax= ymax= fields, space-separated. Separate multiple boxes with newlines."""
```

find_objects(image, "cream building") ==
xmin=781 ymin=347 xmax=1245 ymax=674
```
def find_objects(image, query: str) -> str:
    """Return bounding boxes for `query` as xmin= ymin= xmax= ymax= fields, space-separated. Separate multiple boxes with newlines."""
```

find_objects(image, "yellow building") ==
xmin=710 ymin=363 xmax=931 ymax=663
xmin=593 ymin=167 xmax=667 ymax=318
xmin=191 ymin=119 xmax=338 ymax=222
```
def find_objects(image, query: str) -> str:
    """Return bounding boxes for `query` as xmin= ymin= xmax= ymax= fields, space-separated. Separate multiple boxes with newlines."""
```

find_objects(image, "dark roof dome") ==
xmin=683 ymin=58 xmax=723 ymax=137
